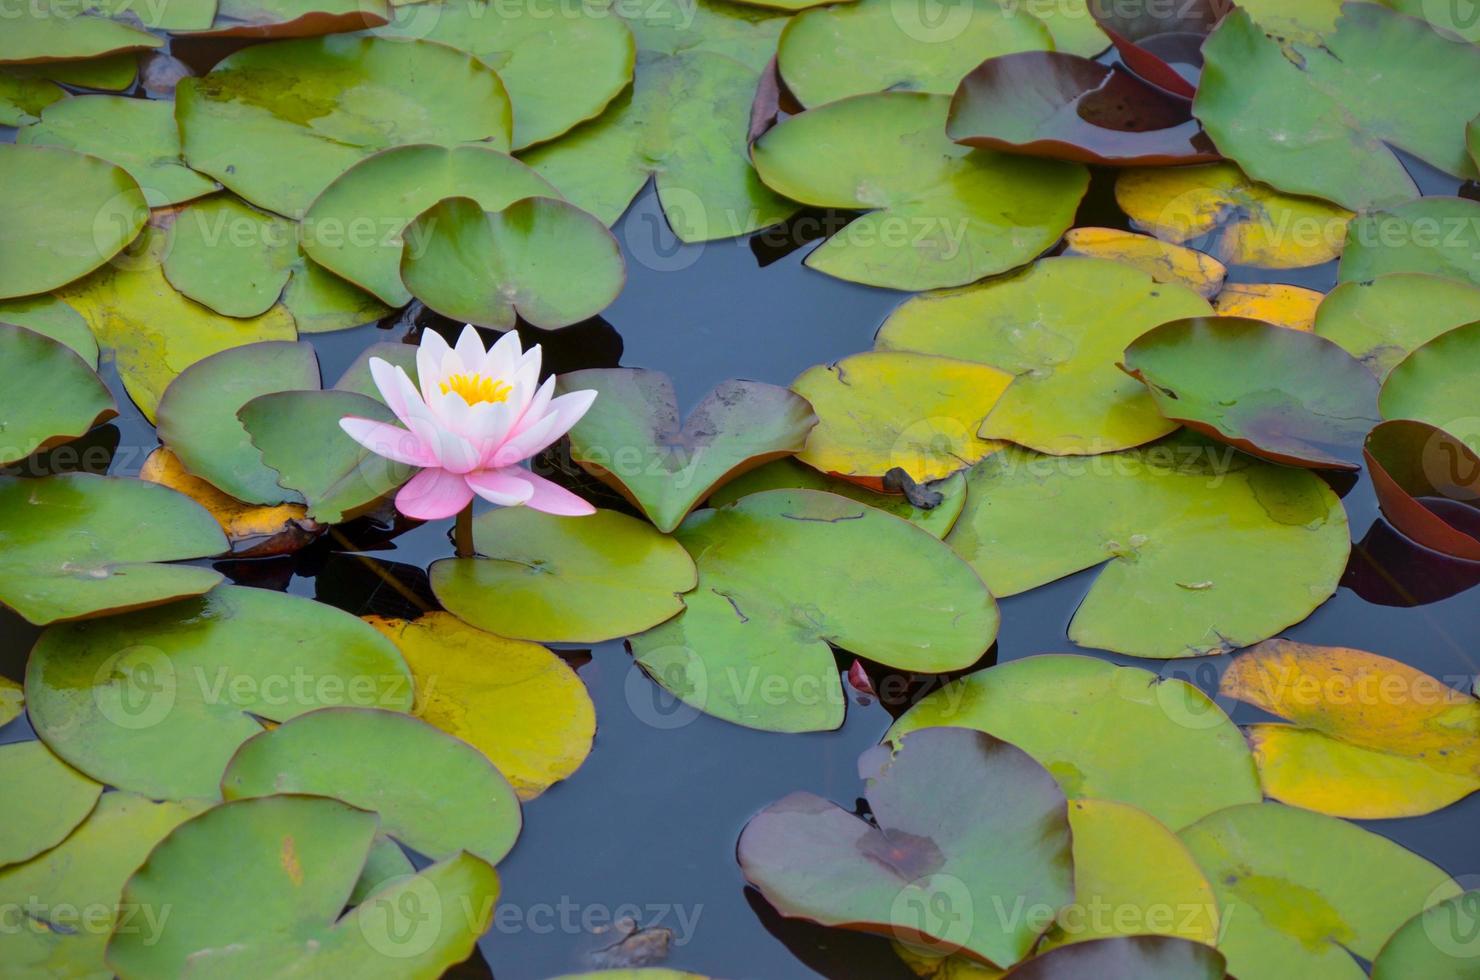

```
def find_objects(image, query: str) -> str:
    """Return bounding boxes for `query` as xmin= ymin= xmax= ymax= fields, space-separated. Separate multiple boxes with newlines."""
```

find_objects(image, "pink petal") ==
xmin=339 ymin=417 xmax=437 ymax=466
xmin=368 ymin=358 xmax=408 ymax=421
xmin=519 ymin=469 xmax=596 ymax=516
xmin=415 ymin=328 xmax=453 ymax=406
xmin=465 ymin=468 xmax=535 ymax=506
xmin=492 ymin=388 xmax=597 ymax=466
xmin=394 ymin=467 xmax=473 ymax=520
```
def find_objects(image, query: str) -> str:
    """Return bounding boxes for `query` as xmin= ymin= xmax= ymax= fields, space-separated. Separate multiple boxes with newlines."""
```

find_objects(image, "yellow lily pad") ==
xmin=1062 ymin=228 xmax=1226 ymax=299
xmin=1212 ymin=283 xmax=1323 ymax=331
xmin=139 ymin=448 xmax=320 ymax=558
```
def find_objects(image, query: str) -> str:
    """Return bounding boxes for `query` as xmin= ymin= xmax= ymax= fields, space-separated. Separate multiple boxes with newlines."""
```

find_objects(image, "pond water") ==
xmin=2 ymin=161 xmax=1479 ymax=978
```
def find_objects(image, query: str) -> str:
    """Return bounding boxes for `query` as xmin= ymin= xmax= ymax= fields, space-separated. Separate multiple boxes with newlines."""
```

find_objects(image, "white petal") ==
xmin=482 ymin=329 xmax=524 ymax=379
xmin=415 ymin=328 xmax=452 ymax=405
xmin=455 ymin=324 xmax=488 ymax=370
xmin=339 ymin=417 xmax=437 ymax=467
xmin=466 ymin=468 xmax=535 ymax=507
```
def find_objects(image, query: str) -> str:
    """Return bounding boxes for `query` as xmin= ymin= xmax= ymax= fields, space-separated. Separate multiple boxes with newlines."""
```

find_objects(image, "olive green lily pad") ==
xmin=1380 ymin=321 xmax=1480 ymax=451
xmin=0 ymin=71 xmax=64 ymax=126
xmin=373 ymin=0 xmax=634 ymax=148
xmin=0 ymin=793 xmax=206 ymax=977
xmin=1179 ymin=802 xmax=1459 ymax=980
xmin=0 ymin=677 xmax=20 ymax=728
xmin=0 ymin=144 xmax=147 ymax=301
xmin=777 ymin=0 xmax=1051 ymax=108
xmin=738 ymin=727 xmax=1073 ymax=967
xmin=1372 ymin=891 xmax=1480 ymax=980
xmin=17 ymin=96 xmax=217 ymax=207
xmin=0 ymin=295 xmax=97 ymax=366
xmin=22 ymin=52 xmax=139 ymax=91
xmin=630 ymin=489 xmax=998 ymax=733
xmin=0 ymin=473 xmax=226 ymax=625
xmin=557 ymin=368 xmax=817 ymax=532
xmin=876 ymin=257 xmax=1212 ymax=455
xmin=1338 ymin=197 xmax=1480 ymax=287
xmin=222 ymin=707 xmax=521 ymax=865
xmin=946 ymin=436 xmax=1350 ymax=658
xmin=0 ymin=740 xmax=102 ymax=868
xmin=156 ymin=340 xmax=319 ymax=505
xmin=432 ymin=507 xmax=697 ymax=643
xmin=1315 ymin=274 xmax=1480 ymax=378
xmin=1121 ymin=316 xmax=1381 ymax=469
xmin=0 ymin=5 xmax=161 ymax=65
xmin=333 ymin=339 xmax=418 ymax=399
xmin=1382 ymin=0 xmax=1480 ymax=41
xmin=619 ymin=0 xmax=786 ymax=71
xmin=27 ymin=585 xmax=414 ymax=799
xmin=889 ymin=655 xmax=1260 ymax=830
xmin=752 ymin=92 xmax=1087 ymax=290
xmin=107 ymin=795 xmax=498 ymax=979
xmin=187 ymin=0 xmax=390 ymax=37
xmin=303 ymin=143 xmax=559 ymax=306
xmin=522 ymin=50 xmax=797 ymax=242
xmin=1192 ymin=5 xmax=1480 ymax=210
xmin=401 ymin=196 xmax=625 ymax=330
xmin=0 ymin=324 xmax=116 ymax=465
xmin=177 ymin=35 xmax=514 ymax=218
xmin=1012 ymin=937 xmax=1226 ymax=979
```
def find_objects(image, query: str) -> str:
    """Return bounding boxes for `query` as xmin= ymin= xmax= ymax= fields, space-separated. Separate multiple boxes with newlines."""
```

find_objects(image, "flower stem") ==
xmin=454 ymin=503 xmax=475 ymax=558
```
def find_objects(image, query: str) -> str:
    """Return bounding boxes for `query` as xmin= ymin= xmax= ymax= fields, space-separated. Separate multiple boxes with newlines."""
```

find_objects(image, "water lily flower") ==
xmin=339 ymin=325 xmax=596 ymax=521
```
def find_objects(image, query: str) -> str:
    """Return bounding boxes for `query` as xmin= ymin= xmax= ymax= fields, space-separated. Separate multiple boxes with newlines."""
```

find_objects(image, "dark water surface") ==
xmin=3 ymin=166 xmax=1480 ymax=978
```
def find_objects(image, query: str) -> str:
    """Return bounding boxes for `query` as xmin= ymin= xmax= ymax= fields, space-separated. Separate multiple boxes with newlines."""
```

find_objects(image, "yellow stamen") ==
xmin=440 ymin=373 xmax=512 ymax=406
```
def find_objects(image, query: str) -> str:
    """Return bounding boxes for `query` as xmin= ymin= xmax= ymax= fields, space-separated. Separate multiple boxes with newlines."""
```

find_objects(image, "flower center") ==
xmin=440 ymin=373 xmax=512 ymax=406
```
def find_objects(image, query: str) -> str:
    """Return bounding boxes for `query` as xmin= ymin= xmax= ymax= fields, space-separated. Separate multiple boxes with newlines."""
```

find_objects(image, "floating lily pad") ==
xmin=620 ymin=0 xmax=786 ymax=71
xmin=1121 ymin=316 xmax=1381 ymax=469
xmin=876 ymin=257 xmax=1212 ymax=455
xmin=1062 ymin=228 xmax=1226 ymax=298
xmin=1380 ymin=321 xmax=1480 ymax=451
xmin=0 ymin=71 xmax=64 ymax=126
xmin=945 ymin=437 xmax=1350 ymax=658
xmin=0 ymin=5 xmax=161 ymax=65
xmin=27 ymin=585 xmax=413 ymax=799
xmin=1178 ymin=802 xmax=1459 ymax=980
xmin=0 ymin=144 xmax=147 ymax=300
xmin=0 ymin=793 xmax=205 ymax=977
xmin=1004 ymin=936 xmax=1225 ymax=979
xmin=0 ymin=324 xmax=116 ymax=466
xmin=156 ymin=340 xmax=318 ymax=505
xmin=187 ymin=0 xmax=390 ymax=37
xmin=752 ymin=92 xmax=1087 ymax=290
xmin=0 ymin=740 xmax=102 ymax=868
xmin=523 ymin=50 xmax=797 ymax=241
xmin=947 ymin=54 xmax=1218 ymax=166
xmin=0 ymin=678 xmax=20 ymax=728
xmin=1338 ymin=197 xmax=1480 ymax=286
xmin=16 ymin=96 xmax=217 ymax=207
xmin=107 ymin=795 xmax=498 ymax=978
xmin=432 ymin=507 xmax=697 ymax=643
xmin=558 ymin=368 xmax=816 ymax=532
xmin=739 ymin=727 xmax=1073 ymax=967
xmin=0 ymin=474 xmax=225 ymax=625
xmin=791 ymin=351 xmax=1010 ymax=485
xmin=1316 ymin=274 xmax=1480 ymax=378
xmin=1088 ymin=0 xmax=1215 ymax=98
xmin=1372 ymin=891 xmax=1480 ymax=980
xmin=366 ymin=613 xmax=595 ymax=800
xmin=1116 ymin=163 xmax=1352 ymax=269
xmin=22 ymin=52 xmax=139 ymax=90
xmin=1220 ymin=639 xmax=1480 ymax=818
xmin=401 ymin=196 xmax=625 ymax=330
xmin=333 ymin=339 xmax=418 ymax=399
xmin=0 ymin=295 xmax=97 ymax=365
xmin=373 ymin=0 xmax=634 ymax=148
xmin=1365 ymin=420 xmax=1480 ymax=561
xmin=1192 ymin=5 xmax=1480 ymax=210
xmin=631 ymin=489 xmax=998 ymax=733
xmin=303 ymin=143 xmax=558 ymax=306
xmin=1211 ymin=283 xmax=1323 ymax=331
xmin=177 ymin=36 xmax=514 ymax=218
xmin=139 ymin=447 xmax=320 ymax=558
xmin=222 ymin=707 xmax=521 ymax=865
xmin=889 ymin=655 xmax=1259 ymax=829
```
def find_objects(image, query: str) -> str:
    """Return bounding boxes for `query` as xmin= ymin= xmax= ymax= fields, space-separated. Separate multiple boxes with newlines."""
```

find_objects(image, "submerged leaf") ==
xmin=139 ymin=447 xmax=320 ymax=558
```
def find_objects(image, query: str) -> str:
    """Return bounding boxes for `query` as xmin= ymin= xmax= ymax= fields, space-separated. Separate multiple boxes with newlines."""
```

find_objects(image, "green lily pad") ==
xmin=401 ymin=196 xmax=624 ymax=330
xmin=23 ymin=52 xmax=139 ymax=90
xmin=0 ymin=677 xmax=20 ymax=728
xmin=876 ymin=257 xmax=1212 ymax=455
xmin=0 ymin=793 xmax=206 ymax=977
xmin=777 ymin=0 xmax=1051 ymax=108
xmin=1382 ymin=0 xmax=1480 ymax=41
xmin=557 ymin=368 xmax=817 ymax=532
xmin=707 ymin=459 xmax=967 ymax=539
xmin=630 ymin=489 xmax=998 ymax=733
xmin=156 ymin=340 xmax=319 ymax=505
xmin=163 ymin=196 xmax=390 ymax=330
xmin=1315 ymin=274 xmax=1480 ymax=378
xmin=0 ymin=5 xmax=161 ymax=65
xmin=751 ymin=92 xmax=1087 ymax=290
xmin=619 ymin=0 xmax=786 ymax=71
xmin=432 ymin=507 xmax=697 ymax=643
xmin=1121 ymin=316 xmax=1381 ymax=469
xmin=16 ymin=96 xmax=217 ymax=207
xmin=1179 ymin=802 xmax=1459 ymax=980
xmin=27 ymin=585 xmax=414 ymax=800
xmin=373 ymin=0 xmax=634 ymax=148
xmin=107 ymin=795 xmax=498 ymax=978
xmin=945 ymin=436 xmax=1350 ymax=658
xmin=1372 ymin=891 xmax=1480 ymax=980
xmin=1338 ymin=197 xmax=1480 ymax=287
xmin=0 ymin=474 xmax=226 ymax=625
xmin=0 ymin=295 xmax=97 ymax=366
xmin=187 ymin=0 xmax=391 ymax=37
xmin=1380 ymin=321 xmax=1480 ymax=451
xmin=1192 ymin=5 xmax=1480 ymax=210
xmin=0 ymin=144 xmax=147 ymax=301
xmin=0 ymin=71 xmax=64 ymax=126
xmin=522 ymin=50 xmax=797 ymax=241
xmin=177 ymin=35 xmax=514 ymax=218
xmin=1004 ymin=936 xmax=1226 ymax=979
xmin=738 ymin=727 xmax=1073 ymax=967
xmin=333 ymin=339 xmax=418 ymax=399
xmin=0 ymin=740 xmax=102 ymax=868
xmin=303 ymin=143 xmax=558 ymax=306
xmin=889 ymin=655 xmax=1260 ymax=830
xmin=0 ymin=324 xmax=116 ymax=466
xmin=221 ymin=707 xmax=521 ymax=865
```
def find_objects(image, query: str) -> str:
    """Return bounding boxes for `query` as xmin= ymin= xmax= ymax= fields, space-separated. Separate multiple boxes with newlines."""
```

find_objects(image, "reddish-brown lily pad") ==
xmin=1122 ymin=317 xmax=1380 ymax=469
xmin=1088 ymin=0 xmax=1221 ymax=99
xmin=948 ymin=53 xmax=1218 ymax=166
xmin=1365 ymin=420 xmax=1480 ymax=561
